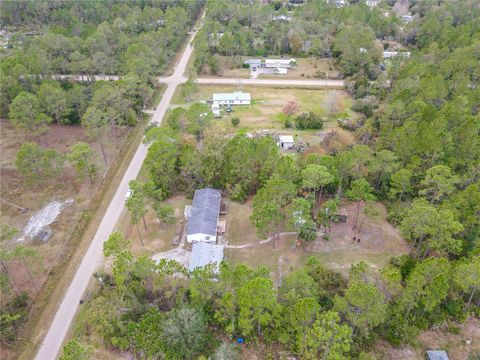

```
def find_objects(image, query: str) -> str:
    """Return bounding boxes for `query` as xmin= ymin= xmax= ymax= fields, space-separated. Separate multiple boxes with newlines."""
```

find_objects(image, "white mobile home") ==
xmin=212 ymin=92 xmax=251 ymax=106
xmin=265 ymin=58 xmax=296 ymax=69
xmin=186 ymin=188 xmax=221 ymax=243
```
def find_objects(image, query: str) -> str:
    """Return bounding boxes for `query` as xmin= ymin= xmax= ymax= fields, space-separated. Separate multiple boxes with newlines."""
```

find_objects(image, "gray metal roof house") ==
xmin=188 ymin=242 xmax=224 ymax=272
xmin=186 ymin=188 xmax=221 ymax=243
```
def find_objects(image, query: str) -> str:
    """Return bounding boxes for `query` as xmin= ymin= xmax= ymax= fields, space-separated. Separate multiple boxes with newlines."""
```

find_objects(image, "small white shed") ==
xmin=278 ymin=135 xmax=295 ymax=149
xmin=212 ymin=103 xmax=221 ymax=118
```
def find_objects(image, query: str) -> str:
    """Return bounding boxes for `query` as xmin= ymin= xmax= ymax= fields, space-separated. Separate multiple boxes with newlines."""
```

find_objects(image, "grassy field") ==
xmin=224 ymin=198 xmax=410 ymax=281
xmin=173 ymin=84 xmax=356 ymax=147
xmin=115 ymin=195 xmax=188 ymax=257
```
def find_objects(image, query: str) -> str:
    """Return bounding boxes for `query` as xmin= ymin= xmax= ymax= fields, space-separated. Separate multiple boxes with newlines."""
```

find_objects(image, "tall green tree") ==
xmin=401 ymin=198 xmax=463 ymax=257
xmin=237 ymin=277 xmax=278 ymax=337
xmin=162 ymin=306 xmax=208 ymax=359
xmin=419 ymin=165 xmax=458 ymax=203
xmin=399 ymin=257 xmax=451 ymax=317
xmin=67 ymin=142 xmax=98 ymax=184
xmin=103 ymin=232 xmax=130 ymax=258
xmin=10 ymin=245 xmax=42 ymax=295
xmin=8 ymin=91 xmax=41 ymax=131
xmin=301 ymin=310 xmax=353 ymax=360
xmin=15 ymin=143 xmax=64 ymax=183
xmin=251 ymin=175 xmax=296 ymax=247
xmin=334 ymin=278 xmax=387 ymax=336
xmin=301 ymin=164 xmax=334 ymax=212
xmin=388 ymin=169 xmax=413 ymax=200
xmin=81 ymin=106 xmax=108 ymax=166
xmin=125 ymin=180 xmax=148 ymax=246
xmin=453 ymin=256 xmax=480 ymax=309
xmin=346 ymin=178 xmax=375 ymax=230
xmin=37 ymin=81 xmax=70 ymax=126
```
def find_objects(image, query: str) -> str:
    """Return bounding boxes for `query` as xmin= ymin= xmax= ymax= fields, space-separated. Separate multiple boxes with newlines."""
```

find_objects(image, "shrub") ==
xmin=231 ymin=117 xmax=240 ymax=127
xmin=294 ymin=112 xmax=324 ymax=129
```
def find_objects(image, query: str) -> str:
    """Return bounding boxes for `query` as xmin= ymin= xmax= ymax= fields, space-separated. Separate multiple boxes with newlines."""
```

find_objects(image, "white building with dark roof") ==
xmin=188 ymin=242 xmax=224 ymax=272
xmin=186 ymin=188 xmax=221 ymax=243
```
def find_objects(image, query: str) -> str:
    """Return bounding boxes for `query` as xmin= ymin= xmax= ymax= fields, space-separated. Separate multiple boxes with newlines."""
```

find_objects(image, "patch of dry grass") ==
xmin=116 ymin=195 xmax=188 ymax=257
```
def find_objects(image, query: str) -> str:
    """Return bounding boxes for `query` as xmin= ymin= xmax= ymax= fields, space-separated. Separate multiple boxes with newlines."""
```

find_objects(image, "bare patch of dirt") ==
xmin=306 ymin=200 xmax=410 ymax=272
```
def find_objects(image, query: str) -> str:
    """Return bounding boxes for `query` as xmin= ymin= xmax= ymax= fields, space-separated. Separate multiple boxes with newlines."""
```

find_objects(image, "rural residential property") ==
xmin=1 ymin=1 xmax=478 ymax=360
xmin=185 ymin=188 xmax=221 ymax=243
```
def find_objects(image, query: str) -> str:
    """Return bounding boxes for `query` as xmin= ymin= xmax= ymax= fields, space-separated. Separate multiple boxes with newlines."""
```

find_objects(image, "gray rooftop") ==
xmin=244 ymin=58 xmax=262 ymax=65
xmin=426 ymin=350 xmax=449 ymax=360
xmin=189 ymin=242 xmax=224 ymax=272
xmin=186 ymin=188 xmax=221 ymax=236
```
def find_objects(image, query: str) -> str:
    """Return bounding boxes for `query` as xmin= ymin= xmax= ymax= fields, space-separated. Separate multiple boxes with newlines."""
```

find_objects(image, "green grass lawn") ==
xmin=173 ymin=85 xmax=356 ymax=133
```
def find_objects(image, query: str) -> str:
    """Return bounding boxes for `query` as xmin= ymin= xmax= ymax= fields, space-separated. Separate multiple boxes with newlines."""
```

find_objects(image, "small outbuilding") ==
xmin=278 ymin=135 xmax=295 ymax=150
xmin=188 ymin=242 xmax=224 ymax=272
xmin=213 ymin=92 xmax=251 ymax=106
xmin=383 ymin=51 xmax=411 ymax=59
xmin=212 ymin=103 xmax=221 ymax=118
xmin=426 ymin=350 xmax=449 ymax=360
xmin=272 ymin=15 xmax=291 ymax=22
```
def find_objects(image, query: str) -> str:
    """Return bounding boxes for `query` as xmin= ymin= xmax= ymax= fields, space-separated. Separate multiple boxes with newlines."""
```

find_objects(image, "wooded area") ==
xmin=0 ymin=1 xmax=204 ymax=357
xmin=1 ymin=0 xmax=479 ymax=359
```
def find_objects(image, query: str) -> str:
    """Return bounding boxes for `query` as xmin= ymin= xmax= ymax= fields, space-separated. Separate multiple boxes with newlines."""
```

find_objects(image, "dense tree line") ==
xmin=0 ymin=0 xmax=204 ymax=116
xmin=193 ymin=0 xmax=398 ymax=74
xmin=65 ymin=235 xmax=479 ymax=359
xmin=0 ymin=0 xmax=202 ymax=76
xmin=112 ymin=1 xmax=480 ymax=357
xmin=1 ymin=0 xmax=204 ymax=351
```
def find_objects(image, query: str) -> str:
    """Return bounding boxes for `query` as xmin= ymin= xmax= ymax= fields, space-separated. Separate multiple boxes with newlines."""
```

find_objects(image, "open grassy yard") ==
xmin=115 ymin=195 xmax=188 ymax=257
xmin=224 ymin=197 xmax=410 ymax=281
xmin=174 ymin=84 xmax=356 ymax=148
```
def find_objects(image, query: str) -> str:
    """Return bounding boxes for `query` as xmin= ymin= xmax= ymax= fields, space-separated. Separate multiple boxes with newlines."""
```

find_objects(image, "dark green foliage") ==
xmin=294 ymin=112 xmax=324 ymax=129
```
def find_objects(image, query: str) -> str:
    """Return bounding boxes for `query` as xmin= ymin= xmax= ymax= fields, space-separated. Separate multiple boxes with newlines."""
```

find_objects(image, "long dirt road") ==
xmin=33 ymin=19 xmax=198 ymax=360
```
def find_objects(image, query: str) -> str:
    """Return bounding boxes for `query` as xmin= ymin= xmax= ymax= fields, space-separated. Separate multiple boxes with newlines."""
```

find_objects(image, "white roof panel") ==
xmin=189 ymin=242 xmax=224 ymax=272
xmin=279 ymin=135 xmax=294 ymax=143
xmin=213 ymin=92 xmax=251 ymax=101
